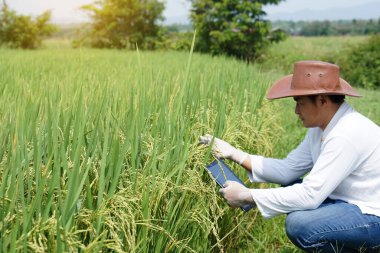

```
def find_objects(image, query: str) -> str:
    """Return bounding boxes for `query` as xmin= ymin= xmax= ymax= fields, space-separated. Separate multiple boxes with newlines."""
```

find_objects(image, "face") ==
xmin=293 ymin=96 xmax=324 ymax=128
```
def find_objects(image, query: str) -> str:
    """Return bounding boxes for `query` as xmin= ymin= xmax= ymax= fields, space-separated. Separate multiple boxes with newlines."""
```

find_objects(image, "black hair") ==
xmin=308 ymin=95 xmax=345 ymax=104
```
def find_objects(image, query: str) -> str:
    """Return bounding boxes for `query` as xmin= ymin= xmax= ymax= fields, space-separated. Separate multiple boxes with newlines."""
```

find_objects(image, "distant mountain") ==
xmin=267 ymin=1 xmax=380 ymax=21
xmin=162 ymin=1 xmax=380 ymax=25
xmin=51 ymin=1 xmax=380 ymax=25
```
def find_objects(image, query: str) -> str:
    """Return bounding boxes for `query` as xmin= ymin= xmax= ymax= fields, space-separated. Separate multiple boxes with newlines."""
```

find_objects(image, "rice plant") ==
xmin=0 ymin=44 xmax=287 ymax=253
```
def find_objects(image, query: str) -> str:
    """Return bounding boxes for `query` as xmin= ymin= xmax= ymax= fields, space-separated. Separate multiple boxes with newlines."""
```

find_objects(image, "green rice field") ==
xmin=0 ymin=36 xmax=379 ymax=252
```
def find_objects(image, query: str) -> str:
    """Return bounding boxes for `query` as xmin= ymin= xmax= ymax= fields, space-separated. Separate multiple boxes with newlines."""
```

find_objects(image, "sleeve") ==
xmin=247 ymin=130 xmax=314 ymax=185
xmin=250 ymin=136 xmax=360 ymax=219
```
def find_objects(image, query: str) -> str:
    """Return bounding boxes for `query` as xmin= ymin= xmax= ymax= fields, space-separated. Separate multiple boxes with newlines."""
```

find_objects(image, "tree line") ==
xmin=0 ymin=1 xmax=56 ymax=49
xmin=1 ymin=0 xmax=379 ymax=64
xmin=1 ymin=0 xmax=286 ymax=62
xmin=272 ymin=19 xmax=380 ymax=36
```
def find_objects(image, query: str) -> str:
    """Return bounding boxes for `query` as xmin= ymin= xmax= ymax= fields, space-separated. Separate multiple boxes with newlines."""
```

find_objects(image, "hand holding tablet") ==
xmin=206 ymin=159 xmax=254 ymax=212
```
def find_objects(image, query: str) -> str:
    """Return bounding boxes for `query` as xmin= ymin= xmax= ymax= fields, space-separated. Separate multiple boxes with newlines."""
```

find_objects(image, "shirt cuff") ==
xmin=247 ymin=155 xmax=265 ymax=182
xmin=250 ymin=189 xmax=279 ymax=219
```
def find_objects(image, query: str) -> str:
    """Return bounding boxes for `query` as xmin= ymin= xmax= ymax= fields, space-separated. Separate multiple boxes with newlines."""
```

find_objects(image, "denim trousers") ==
xmin=285 ymin=199 xmax=380 ymax=252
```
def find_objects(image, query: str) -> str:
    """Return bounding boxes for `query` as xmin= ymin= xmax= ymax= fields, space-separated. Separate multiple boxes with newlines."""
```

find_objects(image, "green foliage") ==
xmin=164 ymin=23 xmax=193 ymax=33
xmin=0 ymin=46 xmax=282 ymax=252
xmin=335 ymin=34 xmax=380 ymax=89
xmin=158 ymin=31 xmax=193 ymax=51
xmin=0 ymin=1 xmax=55 ymax=49
xmin=153 ymin=24 xmax=194 ymax=52
xmin=190 ymin=0 xmax=285 ymax=61
xmin=272 ymin=19 xmax=380 ymax=36
xmin=169 ymin=32 xmax=193 ymax=51
xmin=268 ymin=28 xmax=288 ymax=43
xmin=77 ymin=0 xmax=165 ymax=49
xmin=257 ymin=36 xmax=367 ymax=74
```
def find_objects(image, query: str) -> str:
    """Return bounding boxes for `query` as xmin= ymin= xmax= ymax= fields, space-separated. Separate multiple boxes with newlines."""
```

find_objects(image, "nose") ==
xmin=295 ymin=104 xmax=300 ymax=115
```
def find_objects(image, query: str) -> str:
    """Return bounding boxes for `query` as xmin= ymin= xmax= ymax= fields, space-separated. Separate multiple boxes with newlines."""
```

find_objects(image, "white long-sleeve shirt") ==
xmin=248 ymin=102 xmax=380 ymax=219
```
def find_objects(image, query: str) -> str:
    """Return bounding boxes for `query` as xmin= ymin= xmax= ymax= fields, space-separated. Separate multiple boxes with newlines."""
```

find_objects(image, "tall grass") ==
xmin=0 ymin=47 xmax=281 ymax=252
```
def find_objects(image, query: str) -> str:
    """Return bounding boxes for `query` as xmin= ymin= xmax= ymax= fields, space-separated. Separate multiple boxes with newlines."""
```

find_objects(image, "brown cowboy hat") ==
xmin=267 ymin=60 xmax=361 ymax=100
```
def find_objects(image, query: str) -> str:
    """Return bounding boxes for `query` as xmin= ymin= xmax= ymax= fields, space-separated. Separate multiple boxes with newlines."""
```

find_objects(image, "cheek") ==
xmin=308 ymin=109 xmax=319 ymax=121
xmin=299 ymin=107 xmax=306 ymax=115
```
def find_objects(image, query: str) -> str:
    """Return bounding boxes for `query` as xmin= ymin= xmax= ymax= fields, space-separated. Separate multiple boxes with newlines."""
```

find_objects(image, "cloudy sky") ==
xmin=6 ymin=0 xmax=380 ymax=24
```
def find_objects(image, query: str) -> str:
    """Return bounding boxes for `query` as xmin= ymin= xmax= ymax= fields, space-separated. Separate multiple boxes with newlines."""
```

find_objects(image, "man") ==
xmin=200 ymin=61 xmax=380 ymax=252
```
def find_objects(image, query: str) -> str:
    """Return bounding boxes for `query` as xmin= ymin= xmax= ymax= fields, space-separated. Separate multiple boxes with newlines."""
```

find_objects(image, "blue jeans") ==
xmin=286 ymin=199 xmax=380 ymax=252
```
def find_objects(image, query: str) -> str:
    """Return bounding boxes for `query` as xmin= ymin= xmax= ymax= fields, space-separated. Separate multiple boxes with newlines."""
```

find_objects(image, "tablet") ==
xmin=206 ymin=159 xmax=254 ymax=212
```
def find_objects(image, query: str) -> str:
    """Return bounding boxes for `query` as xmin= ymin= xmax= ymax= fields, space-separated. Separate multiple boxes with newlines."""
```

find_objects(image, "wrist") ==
xmin=231 ymin=148 xmax=249 ymax=165
xmin=239 ymin=188 xmax=254 ymax=205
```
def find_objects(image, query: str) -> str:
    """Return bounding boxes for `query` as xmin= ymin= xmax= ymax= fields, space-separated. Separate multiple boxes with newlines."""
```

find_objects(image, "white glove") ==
xmin=199 ymin=134 xmax=248 ymax=164
xmin=219 ymin=180 xmax=253 ymax=208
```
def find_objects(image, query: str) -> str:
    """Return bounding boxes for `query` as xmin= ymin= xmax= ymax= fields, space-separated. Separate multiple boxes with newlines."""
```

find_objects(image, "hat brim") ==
xmin=267 ymin=75 xmax=362 ymax=100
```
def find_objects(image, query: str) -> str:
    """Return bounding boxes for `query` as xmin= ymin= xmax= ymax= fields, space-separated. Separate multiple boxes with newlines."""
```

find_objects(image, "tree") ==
xmin=190 ymin=0 xmax=285 ymax=61
xmin=0 ymin=0 xmax=55 ymax=49
xmin=338 ymin=34 xmax=380 ymax=89
xmin=79 ymin=0 xmax=165 ymax=49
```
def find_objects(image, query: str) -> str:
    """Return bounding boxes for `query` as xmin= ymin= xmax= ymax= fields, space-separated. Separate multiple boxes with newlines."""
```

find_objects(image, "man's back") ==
xmin=326 ymin=106 xmax=380 ymax=215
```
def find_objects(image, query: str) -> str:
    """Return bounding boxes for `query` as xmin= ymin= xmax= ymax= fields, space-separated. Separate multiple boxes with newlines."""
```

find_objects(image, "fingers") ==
xmin=199 ymin=134 xmax=225 ymax=159
xmin=219 ymin=181 xmax=236 ymax=208
xmin=199 ymin=136 xmax=209 ymax=145
xmin=199 ymin=134 xmax=212 ymax=145
xmin=219 ymin=180 xmax=230 ymax=197
xmin=219 ymin=181 xmax=229 ymax=196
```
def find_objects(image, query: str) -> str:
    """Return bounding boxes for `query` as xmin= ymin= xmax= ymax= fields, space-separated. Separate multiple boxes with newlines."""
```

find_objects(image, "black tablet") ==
xmin=206 ymin=159 xmax=254 ymax=212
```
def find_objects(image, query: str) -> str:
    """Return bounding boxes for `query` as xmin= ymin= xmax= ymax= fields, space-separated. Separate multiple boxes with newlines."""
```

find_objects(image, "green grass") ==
xmin=0 ymin=46 xmax=282 ymax=252
xmin=0 ymin=36 xmax=378 ymax=252
xmin=258 ymin=36 xmax=368 ymax=75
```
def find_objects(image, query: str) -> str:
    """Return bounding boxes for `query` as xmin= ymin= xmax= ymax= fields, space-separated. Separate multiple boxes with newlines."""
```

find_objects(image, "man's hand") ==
xmin=199 ymin=134 xmax=248 ymax=164
xmin=219 ymin=180 xmax=253 ymax=208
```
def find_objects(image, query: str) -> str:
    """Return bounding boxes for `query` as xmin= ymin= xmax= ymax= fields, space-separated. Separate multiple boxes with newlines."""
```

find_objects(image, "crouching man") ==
xmin=200 ymin=61 xmax=380 ymax=252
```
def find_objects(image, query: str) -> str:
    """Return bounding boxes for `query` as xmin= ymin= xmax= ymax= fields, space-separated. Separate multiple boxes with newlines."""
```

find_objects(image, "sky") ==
xmin=5 ymin=0 xmax=380 ymax=24
xmin=264 ymin=0 xmax=378 ymax=13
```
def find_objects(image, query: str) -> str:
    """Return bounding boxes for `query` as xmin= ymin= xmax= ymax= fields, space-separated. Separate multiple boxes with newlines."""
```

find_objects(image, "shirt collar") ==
xmin=322 ymin=102 xmax=354 ymax=140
